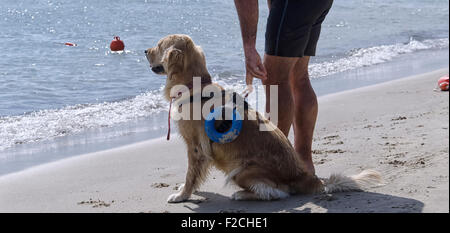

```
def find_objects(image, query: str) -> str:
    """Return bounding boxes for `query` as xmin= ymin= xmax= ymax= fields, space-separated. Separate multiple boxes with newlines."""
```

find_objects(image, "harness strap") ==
xmin=167 ymin=97 xmax=174 ymax=140
xmin=166 ymin=78 xmax=211 ymax=141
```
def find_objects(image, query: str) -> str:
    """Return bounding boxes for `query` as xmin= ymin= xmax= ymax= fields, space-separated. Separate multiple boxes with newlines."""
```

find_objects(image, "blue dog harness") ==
xmin=205 ymin=106 xmax=243 ymax=144
xmin=204 ymin=91 xmax=247 ymax=144
xmin=170 ymin=86 xmax=248 ymax=144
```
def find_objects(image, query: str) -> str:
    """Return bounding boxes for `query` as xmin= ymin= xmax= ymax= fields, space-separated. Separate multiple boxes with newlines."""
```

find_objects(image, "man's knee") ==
xmin=290 ymin=56 xmax=310 ymax=77
xmin=290 ymin=59 xmax=311 ymax=86
xmin=263 ymin=54 xmax=298 ymax=85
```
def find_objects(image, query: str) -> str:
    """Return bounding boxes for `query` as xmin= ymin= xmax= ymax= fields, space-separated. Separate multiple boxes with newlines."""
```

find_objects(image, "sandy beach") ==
xmin=0 ymin=69 xmax=448 ymax=213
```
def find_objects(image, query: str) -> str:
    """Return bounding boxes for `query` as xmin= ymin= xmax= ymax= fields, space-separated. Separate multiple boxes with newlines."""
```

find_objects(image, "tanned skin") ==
xmin=234 ymin=0 xmax=268 ymax=85
xmin=234 ymin=0 xmax=318 ymax=175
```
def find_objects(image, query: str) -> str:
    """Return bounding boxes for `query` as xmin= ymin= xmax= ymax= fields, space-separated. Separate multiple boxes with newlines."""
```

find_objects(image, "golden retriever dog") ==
xmin=145 ymin=34 xmax=382 ymax=203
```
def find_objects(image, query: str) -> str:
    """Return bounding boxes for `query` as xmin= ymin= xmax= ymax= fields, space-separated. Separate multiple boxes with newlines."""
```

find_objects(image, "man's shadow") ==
xmin=182 ymin=191 xmax=424 ymax=213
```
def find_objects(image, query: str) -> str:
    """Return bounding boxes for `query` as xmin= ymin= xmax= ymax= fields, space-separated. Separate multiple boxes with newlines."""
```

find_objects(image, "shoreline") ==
xmin=0 ymin=68 xmax=448 ymax=212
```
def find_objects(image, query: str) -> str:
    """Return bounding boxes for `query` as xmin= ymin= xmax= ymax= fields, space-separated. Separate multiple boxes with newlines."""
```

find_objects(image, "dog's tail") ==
xmin=321 ymin=169 xmax=384 ymax=194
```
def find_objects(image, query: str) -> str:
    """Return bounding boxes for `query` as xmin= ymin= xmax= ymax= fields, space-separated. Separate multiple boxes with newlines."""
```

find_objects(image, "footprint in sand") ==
xmin=77 ymin=198 xmax=114 ymax=208
xmin=151 ymin=183 xmax=170 ymax=188
xmin=323 ymin=135 xmax=340 ymax=140
xmin=391 ymin=116 xmax=407 ymax=121
xmin=313 ymin=149 xmax=346 ymax=155
xmin=315 ymin=158 xmax=328 ymax=165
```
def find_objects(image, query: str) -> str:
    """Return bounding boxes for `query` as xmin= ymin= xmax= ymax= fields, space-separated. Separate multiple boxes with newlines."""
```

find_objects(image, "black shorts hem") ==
xmin=264 ymin=0 xmax=332 ymax=58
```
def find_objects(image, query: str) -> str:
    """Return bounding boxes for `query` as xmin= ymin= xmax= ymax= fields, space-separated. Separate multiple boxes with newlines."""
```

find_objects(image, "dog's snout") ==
xmin=151 ymin=66 xmax=165 ymax=74
xmin=144 ymin=50 xmax=148 ymax=54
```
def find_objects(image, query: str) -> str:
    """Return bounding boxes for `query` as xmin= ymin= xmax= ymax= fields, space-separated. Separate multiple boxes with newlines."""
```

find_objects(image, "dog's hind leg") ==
xmin=230 ymin=167 xmax=289 ymax=201
xmin=231 ymin=190 xmax=260 ymax=201
xmin=231 ymin=183 xmax=289 ymax=201
xmin=167 ymin=145 xmax=211 ymax=203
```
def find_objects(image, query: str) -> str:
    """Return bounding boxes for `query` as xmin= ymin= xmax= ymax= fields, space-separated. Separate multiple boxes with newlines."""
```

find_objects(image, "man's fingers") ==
xmin=243 ymin=72 xmax=254 ymax=97
xmin=257 ymin=63 xmax=268 ymax=79
xmin=243 ymin=48 xmax=267 ymax=80
xmin=248 ymin=64 xmax=267 ymax=80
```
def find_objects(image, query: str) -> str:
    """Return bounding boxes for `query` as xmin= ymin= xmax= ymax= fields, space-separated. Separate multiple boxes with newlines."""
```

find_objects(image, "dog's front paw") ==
xmin=167 ymin=192 xmax=188 ymax=203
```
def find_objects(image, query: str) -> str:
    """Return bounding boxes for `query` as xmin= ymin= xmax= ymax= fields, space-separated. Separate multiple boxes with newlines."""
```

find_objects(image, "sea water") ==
xmin=0 ymin=0 xmax=448 ymax=174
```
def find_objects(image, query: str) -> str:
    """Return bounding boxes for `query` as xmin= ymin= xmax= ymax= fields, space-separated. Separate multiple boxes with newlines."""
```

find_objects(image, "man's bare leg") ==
xmin=289 ymin=56 xmax=317 ymax=175
xmin=263 ymin=54 xmax=298 ymax=136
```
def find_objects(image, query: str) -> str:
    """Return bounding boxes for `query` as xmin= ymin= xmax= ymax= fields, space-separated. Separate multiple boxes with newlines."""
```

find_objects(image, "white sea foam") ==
xmin=309 ymin=38 xmax=449 ymax=78
xmin=0 ymin=38 xmax=448 ymax=151
xmin=0 ymin=90 xmax=167 ymax=151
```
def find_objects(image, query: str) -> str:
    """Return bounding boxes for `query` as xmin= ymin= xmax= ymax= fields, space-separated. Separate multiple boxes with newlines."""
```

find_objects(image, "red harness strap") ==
xmin=167 ymin=97 xmax=174 ymax=141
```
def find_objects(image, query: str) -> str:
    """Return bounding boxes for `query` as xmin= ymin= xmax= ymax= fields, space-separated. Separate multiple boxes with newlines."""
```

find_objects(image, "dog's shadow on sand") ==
xmin=183 ymin=191 xmax=424 ymax=213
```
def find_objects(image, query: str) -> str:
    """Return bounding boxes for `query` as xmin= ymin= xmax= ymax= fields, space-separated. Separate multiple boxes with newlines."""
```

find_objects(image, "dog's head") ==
xmin=145 ymin=35 xmax=211 ymax=99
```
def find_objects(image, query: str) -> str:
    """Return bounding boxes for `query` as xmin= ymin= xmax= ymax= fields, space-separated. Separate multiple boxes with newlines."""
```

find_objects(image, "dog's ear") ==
xmin=183 ymin=37 xmax=196 ymax=54
xmin=164 ymin=47 xmax=184 ymax=75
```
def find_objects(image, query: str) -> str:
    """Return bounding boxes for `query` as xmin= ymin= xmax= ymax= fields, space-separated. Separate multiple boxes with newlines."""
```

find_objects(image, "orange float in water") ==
xmin=110 ymin=36 xmax=125 ymax=51
xmin=438 ymin=75 xmax=449 ymax=91
xmin=64 ymin=42 xmax=77 ymax=46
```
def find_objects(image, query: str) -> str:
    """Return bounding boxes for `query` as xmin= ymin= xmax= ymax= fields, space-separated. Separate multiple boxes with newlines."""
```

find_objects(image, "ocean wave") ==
xmin=0 ymin=90 xmax=167 ymax=151
xmin=309 ymin=38 xmax=449 ymax=78
xmin=0 ymin=38 xmax=448 ymax=152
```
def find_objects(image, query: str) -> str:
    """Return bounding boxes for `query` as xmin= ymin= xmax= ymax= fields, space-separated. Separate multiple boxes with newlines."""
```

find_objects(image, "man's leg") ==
xmin=263 ymin=54 xmax=298 ymax=136
xmin=289 ymin=56 xmax=317 ymax=175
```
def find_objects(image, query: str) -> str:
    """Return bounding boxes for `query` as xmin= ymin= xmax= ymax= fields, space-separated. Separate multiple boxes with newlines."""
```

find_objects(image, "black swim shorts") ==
xmin=265 ymin=0 xmax=333 ymax=57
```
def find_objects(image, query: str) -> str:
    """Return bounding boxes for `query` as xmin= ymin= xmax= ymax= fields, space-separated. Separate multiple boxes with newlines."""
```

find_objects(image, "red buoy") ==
xmin=438 ymin=75 xmax=449 ymax=91
xmin=110 ymin=36 xmax=125 ymax=51
xmin=64 ymin=42 xmax=77 ymax=46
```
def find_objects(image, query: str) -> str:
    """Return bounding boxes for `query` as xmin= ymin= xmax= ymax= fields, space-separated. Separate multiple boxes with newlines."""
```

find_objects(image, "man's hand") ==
xmin=244 ymin=47 xmax=267 ymax=83
xmin=234 ymin=0 xmax=267 ymax=89
xmin=242 ymin=47 xmax=266 ymax=97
